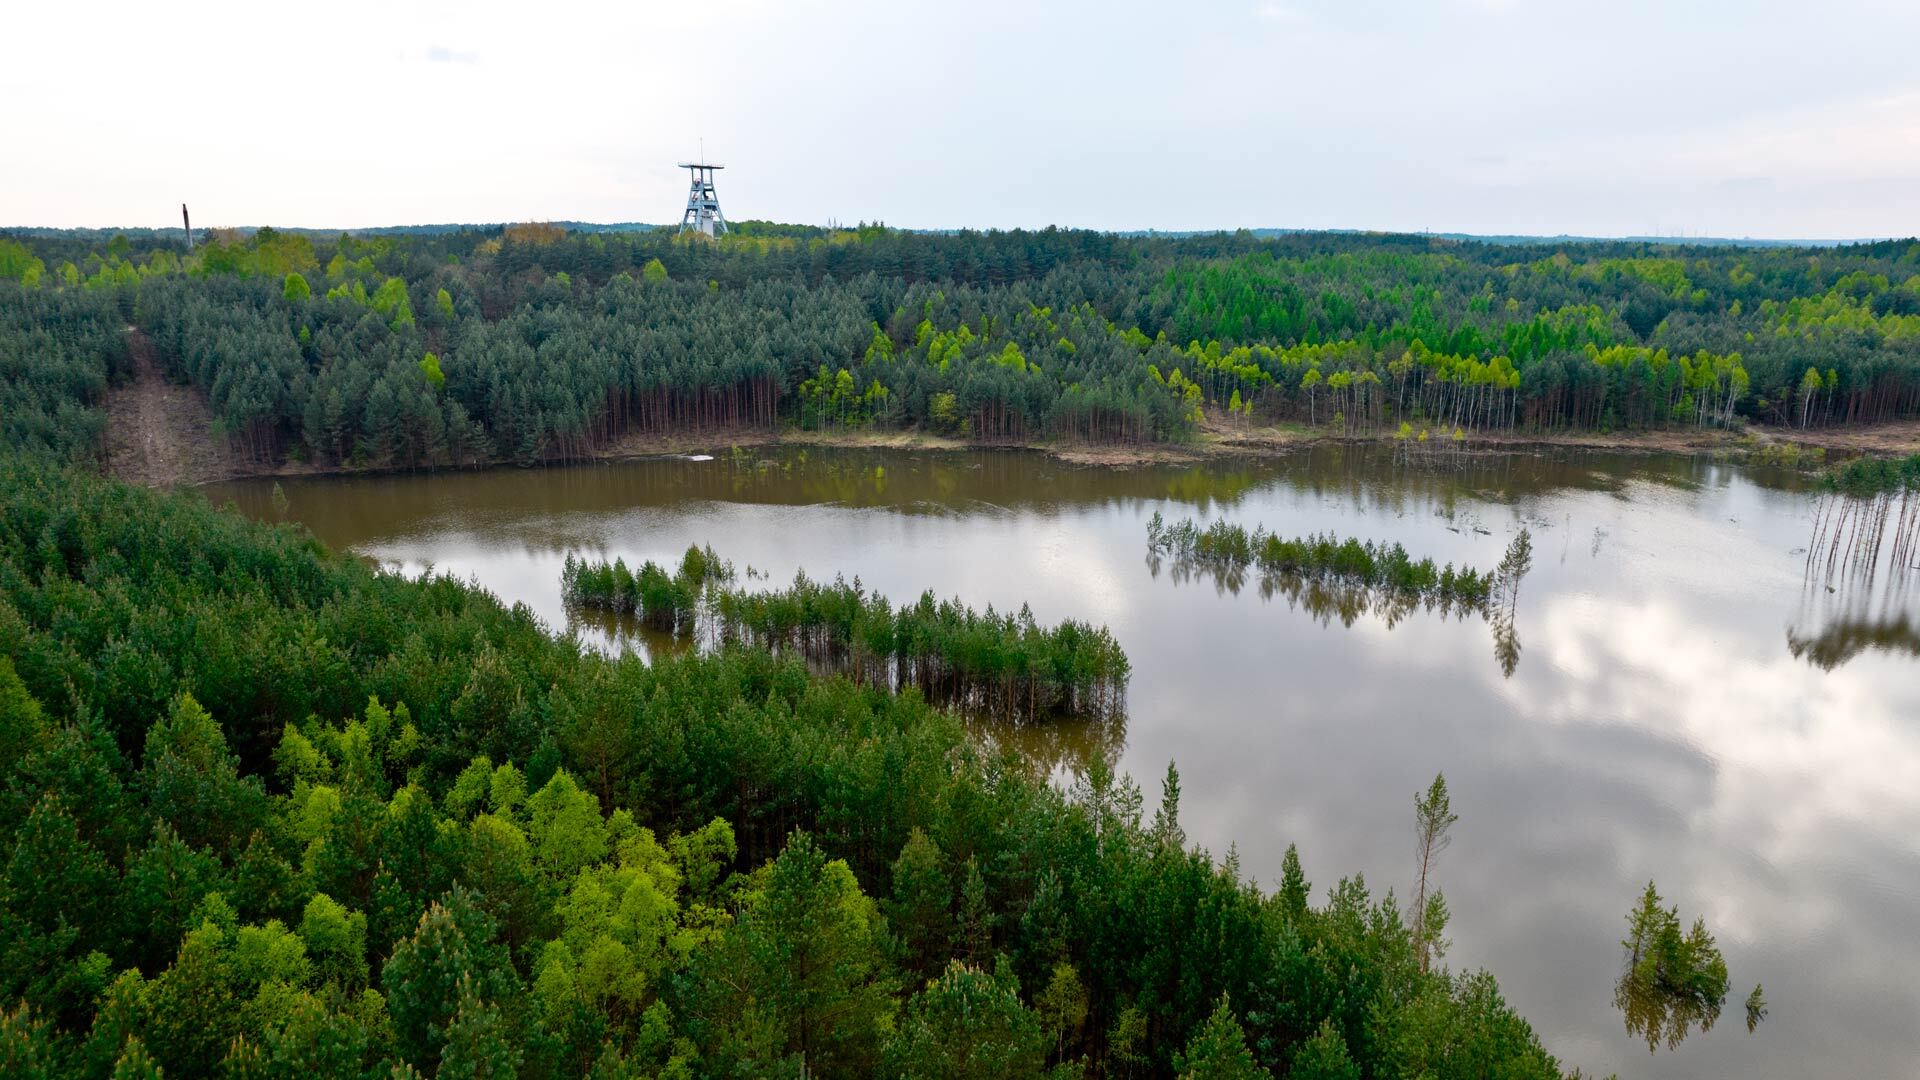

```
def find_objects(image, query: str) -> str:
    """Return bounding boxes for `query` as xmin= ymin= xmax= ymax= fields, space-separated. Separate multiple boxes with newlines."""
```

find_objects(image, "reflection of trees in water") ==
xmin=1787 ymin=612 xmax=1920 ymax=670
xmin=1489 ymin=530 xmax=1532 ymax=678
xmin=1150 ymin=533 xmax=1533 ymax=678
xmin=1615 ymin=974 xmax=1720 ymax=1054
xmin=1794 ymin=458 xmax=1920 ymax=670
xmin=961 ymin=710 xmax=1126 ymax=779
xmin=1490 ymin=608 xmax=1522 ymax=678
xmin=567 ymin=605 xmax=695 ymax=661
xmin=1806 ymin=477 xmax=1919 ymax=594
xmin=1791 ymin=504 xmax=1919 ymax=670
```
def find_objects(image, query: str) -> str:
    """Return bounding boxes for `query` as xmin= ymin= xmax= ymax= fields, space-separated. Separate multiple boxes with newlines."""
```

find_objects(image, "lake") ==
xmin=207 ymin=444 xmax=1920 ymax=1079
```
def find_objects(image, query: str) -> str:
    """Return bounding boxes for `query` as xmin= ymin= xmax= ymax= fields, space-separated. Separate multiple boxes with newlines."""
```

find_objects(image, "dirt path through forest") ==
xmin=105 ymin=329 xmax=245 ymax=487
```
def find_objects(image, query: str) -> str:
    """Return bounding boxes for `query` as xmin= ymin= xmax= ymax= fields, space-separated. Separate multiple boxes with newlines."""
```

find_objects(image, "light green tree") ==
xmin=1174 ymin=995 xmax=1269 ymax=1080
xmin=1034 ymin=961 xmax=1088 ymax=1061
xmin=0 ymin=238 xmax=45 ymax=286
xmin=1412 ymin=773 xmax=1457 ymax=973
xmin=884 ymin=959 xmax=1048 ymax=1080
xmin=526 ymin=768 xmax=609 ymax=879
xmin=1289 ymin=1019 xmax=1359 ymax=1080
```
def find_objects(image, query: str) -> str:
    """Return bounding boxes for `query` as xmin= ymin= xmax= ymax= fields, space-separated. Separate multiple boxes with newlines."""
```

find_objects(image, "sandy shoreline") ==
xmin=111 ymin=402 xmax=1920 ymax=489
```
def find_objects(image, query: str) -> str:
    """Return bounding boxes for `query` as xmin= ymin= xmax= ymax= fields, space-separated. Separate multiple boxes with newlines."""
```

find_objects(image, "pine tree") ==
xmin=885 ymin=828 xmax=952 ymax=978
xmin=1411 ymin=773 xmax=1457 ymax=973
xmin=1289 ymin=1019 xmax=1359 ymax=1080
xmin=884 ymin=959 xmax=1046 ymax=1079
xmin=1277 ymin=844 xmax=1310 ymax=925
xmin=1174 ymin=995 xmax=1269 ymax=1080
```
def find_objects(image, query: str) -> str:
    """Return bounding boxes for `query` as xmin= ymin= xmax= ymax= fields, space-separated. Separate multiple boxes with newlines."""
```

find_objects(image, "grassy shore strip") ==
xmin=150 ymin=416 xmax=1920 ymax=487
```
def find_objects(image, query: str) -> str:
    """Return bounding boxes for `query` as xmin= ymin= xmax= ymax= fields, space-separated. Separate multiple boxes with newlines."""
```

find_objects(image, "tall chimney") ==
xmin=182 ymin=203 xmax=193 ymax=249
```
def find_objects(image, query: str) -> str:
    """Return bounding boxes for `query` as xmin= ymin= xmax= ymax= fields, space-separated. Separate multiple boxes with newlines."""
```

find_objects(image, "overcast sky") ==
xmin=4 ymin=0 xmax=1917 ymax=237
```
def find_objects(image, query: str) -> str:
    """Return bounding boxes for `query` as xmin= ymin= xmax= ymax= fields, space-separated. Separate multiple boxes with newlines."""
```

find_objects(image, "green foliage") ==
xmin=1744 ymin=982 xmax=1767 ymax=1032
xmin=0 ymin=240 xmax=46 ymax=287
xmin=1147 ymin=512 xmax=1500 ymax=609
xmin=3 ymin=227 xmax=1920 ymax=476
xmin=1288 ymin=1019 xmax=1359 ymax=1080
xmin=1412 ymin=772 xmax=1458 ymax=973
xmin=1174 ymin=995 xmax=1269 ymax=1079
xmin=1035 ymin=961 xmax=1088 ymax=1062
xmin=383 ymin=890 xmax=514 ymax=1072
xmin=371 ymin=277 xmax=414 ymax=330
xmin=0 ymin=1002 xmax=59 ymax=1079
xmin=299 ymin=893 xmax=370 ymax=989
xmin=686 ymin=831 xmax=895 ymax=1076
xmin=141 ymin=694 xmax=270 ymax=853
xmin=196 ymin=227 xmax=318 ymax=279
xmin=1818 ymin=451 xmax=1920 ymax=496
xmin=0 ymin=657 xmax=48 ymax=777
xmin=0 ymin=459 xmax=1576 ymax=1079
xmin=886 ymin=959 xmax=1048 ymax=1079
xmin=0 ymin=285 xmax=124 ymax=463
xmin=110 ymin=1036 xmax=162 ymax=1079
xmin=564 ymin=549 xmax=1128 ymax=722
xmin=1377 ymin=970 xmax=1561 ymax=1079
xmin=1614 ymin=881 xmax=1731 ymax=1052
xmin=886 ymin=828 xmax=952 ymax=978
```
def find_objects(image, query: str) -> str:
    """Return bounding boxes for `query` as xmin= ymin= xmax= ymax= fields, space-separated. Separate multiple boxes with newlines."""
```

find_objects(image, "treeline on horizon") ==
xmin=0 ymin=456 xmax=1570 ymax=1078
xmin=2 ymin=221 xmax=1918 ymax=469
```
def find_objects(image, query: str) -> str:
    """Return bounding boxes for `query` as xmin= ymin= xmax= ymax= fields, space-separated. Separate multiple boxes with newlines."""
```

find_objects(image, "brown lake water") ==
xmin=207 ymin=445 xmax=1920 ymax=1079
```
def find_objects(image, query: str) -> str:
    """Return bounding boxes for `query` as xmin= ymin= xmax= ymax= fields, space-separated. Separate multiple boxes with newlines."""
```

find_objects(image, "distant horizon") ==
xmin=2 ymin=218 xmax=1909 ymax=249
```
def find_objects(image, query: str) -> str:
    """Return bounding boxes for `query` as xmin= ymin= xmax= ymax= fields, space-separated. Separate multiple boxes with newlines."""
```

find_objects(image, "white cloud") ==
xmin=1253 ymin=1 xmax=1312 ymax=22
xmin=1 ymin=0 xmax=1917 ymax=234
xmin=425 ymin=45 xmax=480 ymax=65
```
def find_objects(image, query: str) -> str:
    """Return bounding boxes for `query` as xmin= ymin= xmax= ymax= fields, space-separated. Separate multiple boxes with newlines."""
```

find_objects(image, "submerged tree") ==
xmin=1146 ymin=513 xmax=1500 ymax=611
xmin=1614 ymin=881 xmax=1730 ymax=1052
xmin=1807 ymin=453 xmax=1920 ymax=588
xmin=564 ymin=548 xmax=1129 ymax=723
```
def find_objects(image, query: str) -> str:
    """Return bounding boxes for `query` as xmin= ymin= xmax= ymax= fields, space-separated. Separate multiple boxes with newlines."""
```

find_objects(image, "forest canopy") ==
xmin=0 ymin=457 xmax=1569 ymax=1078
xmin=0 ymin=221 xmax=1743 ymax=1076
xmin=2 ymin=224 xmax=1917 ymax=471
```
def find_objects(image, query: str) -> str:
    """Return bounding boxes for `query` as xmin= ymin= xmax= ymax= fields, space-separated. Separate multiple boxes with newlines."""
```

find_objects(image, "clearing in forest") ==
xmin=105 ymin=328 xmax=244 ymax=487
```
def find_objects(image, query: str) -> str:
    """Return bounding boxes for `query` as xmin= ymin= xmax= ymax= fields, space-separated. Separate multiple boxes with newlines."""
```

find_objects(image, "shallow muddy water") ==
xmin=208 ymin=444 xmax=1920 ymax=1078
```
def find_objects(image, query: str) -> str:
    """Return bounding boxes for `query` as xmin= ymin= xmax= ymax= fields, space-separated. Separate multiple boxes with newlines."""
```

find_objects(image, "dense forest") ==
xmin=1 ymin=223 xmax=1917 ymax=471
xmin=0 ymin=458 xmax=1570 ymax=1078
xmin=7 ymin=216 xmax=1881 ymax=1076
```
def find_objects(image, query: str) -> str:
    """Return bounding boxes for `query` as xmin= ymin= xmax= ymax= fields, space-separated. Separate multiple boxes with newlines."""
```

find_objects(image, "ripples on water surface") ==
xmin=208 ymin=445 xmax=1920 ymax=1079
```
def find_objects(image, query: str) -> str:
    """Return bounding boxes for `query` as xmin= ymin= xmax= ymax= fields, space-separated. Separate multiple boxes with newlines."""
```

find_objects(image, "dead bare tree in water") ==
xmin=1807 ymin=455 xmax=1920 ymax=589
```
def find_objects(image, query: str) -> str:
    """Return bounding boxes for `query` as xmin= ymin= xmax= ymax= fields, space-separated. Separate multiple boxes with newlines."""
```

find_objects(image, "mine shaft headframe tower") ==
xmin=678 ymin=162 xmax=727 ymax=237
